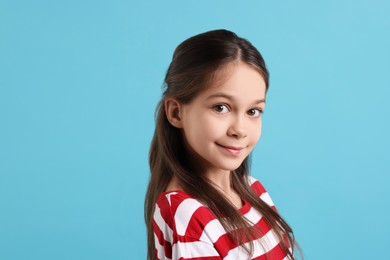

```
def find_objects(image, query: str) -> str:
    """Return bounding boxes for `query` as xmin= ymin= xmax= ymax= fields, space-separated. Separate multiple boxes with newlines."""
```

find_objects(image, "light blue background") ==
xmin=1 ymin=1 xmax=389 ymax=259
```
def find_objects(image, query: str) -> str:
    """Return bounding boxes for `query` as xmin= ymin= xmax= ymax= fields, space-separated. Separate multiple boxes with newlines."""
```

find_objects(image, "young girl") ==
xmin=145 ymin=29 xmax=300 ymax=260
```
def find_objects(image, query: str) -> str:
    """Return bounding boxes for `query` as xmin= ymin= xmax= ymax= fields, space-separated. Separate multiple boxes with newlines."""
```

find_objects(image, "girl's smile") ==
xmin=215 ymin=143 xmax=246 ymax=156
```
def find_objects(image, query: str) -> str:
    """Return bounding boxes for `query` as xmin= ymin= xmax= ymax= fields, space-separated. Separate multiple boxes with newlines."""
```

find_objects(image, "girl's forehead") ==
xmin=200 ymin=63 xmax=266 ymax=100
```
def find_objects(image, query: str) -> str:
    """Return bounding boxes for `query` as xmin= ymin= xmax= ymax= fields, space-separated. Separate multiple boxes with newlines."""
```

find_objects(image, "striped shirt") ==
xmin=153 ymin=176 xmax=289 ymax=260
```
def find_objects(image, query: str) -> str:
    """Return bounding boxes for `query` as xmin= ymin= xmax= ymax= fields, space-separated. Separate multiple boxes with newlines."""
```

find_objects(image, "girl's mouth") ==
xmin=216 ymin=143 xmax=244 ymax=156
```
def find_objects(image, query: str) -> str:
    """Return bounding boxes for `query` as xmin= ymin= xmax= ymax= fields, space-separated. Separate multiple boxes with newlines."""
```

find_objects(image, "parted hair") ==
xmin=145 ymin=29 xmax=299 ymax=260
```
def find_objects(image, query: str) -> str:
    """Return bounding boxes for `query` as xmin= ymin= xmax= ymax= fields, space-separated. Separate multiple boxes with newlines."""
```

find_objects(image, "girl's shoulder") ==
xmin=154 ymin=190 xmax=216 ymax=241
xmin=156 ymin=189 xmax=200 ymax=213
xmin=155 ymin=189 xmax=215 ymax=221
xmin=248 ymin=175 xmax=267 ymax=195
xmin=248 ymin=176 xmax=275 ymax=208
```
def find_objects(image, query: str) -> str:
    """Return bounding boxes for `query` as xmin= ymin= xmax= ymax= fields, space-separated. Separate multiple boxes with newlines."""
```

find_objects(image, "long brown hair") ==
xmin=145 ymin=29 xmax=300 ymax=259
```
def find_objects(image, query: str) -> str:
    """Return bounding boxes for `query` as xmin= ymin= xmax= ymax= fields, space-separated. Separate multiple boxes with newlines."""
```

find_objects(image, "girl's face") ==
xmin=180 ymin=62 xmax=266 ymax=175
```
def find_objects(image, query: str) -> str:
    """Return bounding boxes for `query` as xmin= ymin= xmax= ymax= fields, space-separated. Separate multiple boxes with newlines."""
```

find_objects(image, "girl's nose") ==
xmin=227 ymin=118 xmax=247 ymax=138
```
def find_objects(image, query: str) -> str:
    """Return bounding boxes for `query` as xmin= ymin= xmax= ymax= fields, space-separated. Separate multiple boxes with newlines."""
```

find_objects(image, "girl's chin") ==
xmin=216 ymin=162 xmax=246 ymax=172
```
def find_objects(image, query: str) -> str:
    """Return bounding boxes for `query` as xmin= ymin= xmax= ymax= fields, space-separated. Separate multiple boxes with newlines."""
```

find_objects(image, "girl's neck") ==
xmin=205 ymin=170 xmax=243 ymax=209
xmin=204 ymin=168 xmax=232 ymax=192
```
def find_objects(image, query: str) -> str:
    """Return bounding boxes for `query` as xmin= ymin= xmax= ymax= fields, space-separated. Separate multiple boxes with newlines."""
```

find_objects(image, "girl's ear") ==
xmin=165 ymin=98 xmax=183 ymax=128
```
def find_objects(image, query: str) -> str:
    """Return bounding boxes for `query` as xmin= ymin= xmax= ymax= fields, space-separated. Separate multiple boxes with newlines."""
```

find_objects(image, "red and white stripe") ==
xmin=152 ymin=177 xmax=288 ymax=260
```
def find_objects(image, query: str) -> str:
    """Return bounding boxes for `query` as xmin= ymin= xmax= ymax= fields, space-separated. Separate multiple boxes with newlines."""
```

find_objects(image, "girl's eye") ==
xmin=213 ymin=104 xmax=229 ymax=114
xmin=248 ymin=108 xmax=262 ymax=117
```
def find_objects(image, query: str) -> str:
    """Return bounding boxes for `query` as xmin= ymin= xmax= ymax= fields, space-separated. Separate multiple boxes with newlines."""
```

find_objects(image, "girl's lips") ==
xmin=216 ymin=143 xmax=245 ymax=155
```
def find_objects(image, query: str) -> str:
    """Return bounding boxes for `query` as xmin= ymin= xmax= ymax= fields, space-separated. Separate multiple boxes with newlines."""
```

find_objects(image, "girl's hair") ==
xmin=145 ymin=29 xmax=299 ymax=260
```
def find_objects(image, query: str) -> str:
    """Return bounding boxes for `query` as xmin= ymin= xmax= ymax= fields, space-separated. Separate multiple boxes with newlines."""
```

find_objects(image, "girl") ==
xmin=145 ymin=29 xmax=300 ymax=260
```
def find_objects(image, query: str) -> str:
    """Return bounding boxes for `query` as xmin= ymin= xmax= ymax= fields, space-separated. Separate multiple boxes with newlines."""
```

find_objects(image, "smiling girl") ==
xmin=145 ymin=29 xmax=300 ymax=260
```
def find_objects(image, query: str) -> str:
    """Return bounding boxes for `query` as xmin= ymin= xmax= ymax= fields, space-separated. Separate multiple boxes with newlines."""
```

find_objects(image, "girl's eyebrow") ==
xmin=205 ymin=92 xmax=266 ymax=104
